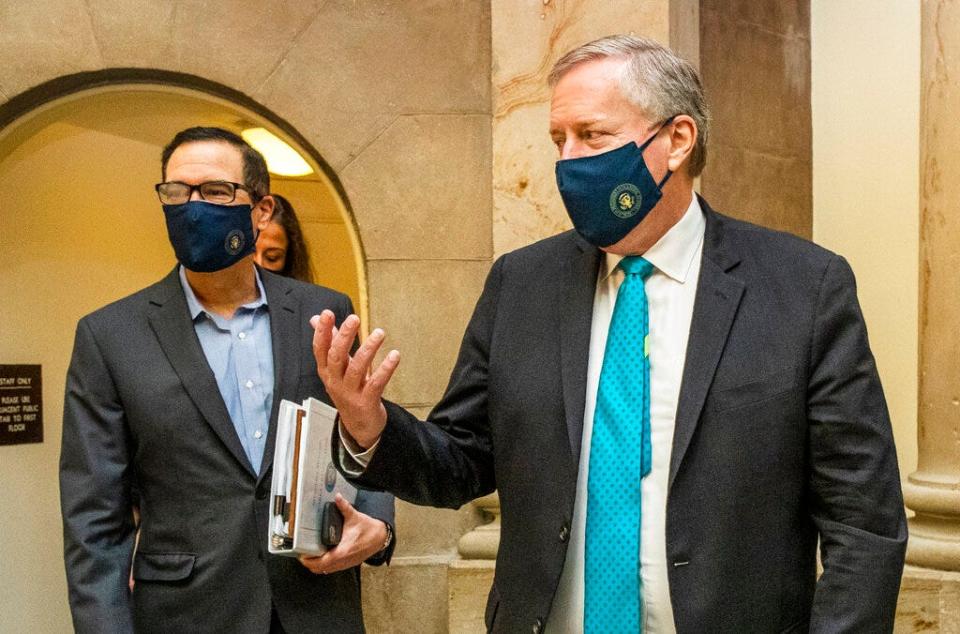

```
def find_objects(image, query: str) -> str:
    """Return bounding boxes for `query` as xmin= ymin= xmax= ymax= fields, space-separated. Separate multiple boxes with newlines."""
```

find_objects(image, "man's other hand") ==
xmin=297 ymin=494 xmax=388 ymax=574
xmin=310 ymin=310 xmax=399 ymax=449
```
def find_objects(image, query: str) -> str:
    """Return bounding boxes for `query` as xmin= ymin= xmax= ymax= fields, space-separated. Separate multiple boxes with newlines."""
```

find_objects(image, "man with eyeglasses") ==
xmin=60 ymin=127 xmax=395 ymax=634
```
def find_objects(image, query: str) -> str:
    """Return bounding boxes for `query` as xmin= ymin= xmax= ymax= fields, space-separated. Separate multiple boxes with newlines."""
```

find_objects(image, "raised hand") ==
xmin=310 ymin=310 xmax=400 ymax=449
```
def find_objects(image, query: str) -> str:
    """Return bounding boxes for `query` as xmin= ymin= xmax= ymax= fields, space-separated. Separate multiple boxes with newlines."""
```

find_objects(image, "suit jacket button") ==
xmin=559 ymin=524 xmax=570 ymax=543
xmin=532 ymin=618 xmax=543 ymax=633
xmin=256 ymin=488 xmax=268 ymax=500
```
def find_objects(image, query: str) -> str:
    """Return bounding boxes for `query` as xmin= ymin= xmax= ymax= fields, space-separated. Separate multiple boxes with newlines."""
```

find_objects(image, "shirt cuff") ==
xmin=337 ymin=422 xmax=380 ymax=476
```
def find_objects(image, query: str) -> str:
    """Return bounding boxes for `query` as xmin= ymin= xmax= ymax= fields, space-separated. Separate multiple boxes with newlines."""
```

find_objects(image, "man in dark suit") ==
xmin=60 ymin=127 xmax=394 ymax=634
xmin=311 ymin=36 xmax=907 ymax=633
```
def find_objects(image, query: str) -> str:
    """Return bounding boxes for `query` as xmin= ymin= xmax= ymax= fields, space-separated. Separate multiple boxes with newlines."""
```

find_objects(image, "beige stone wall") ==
xmin=698 ymin=1 xmax=812 ymax=237
xmin=0 ymin=2 xmax=491 ymax=631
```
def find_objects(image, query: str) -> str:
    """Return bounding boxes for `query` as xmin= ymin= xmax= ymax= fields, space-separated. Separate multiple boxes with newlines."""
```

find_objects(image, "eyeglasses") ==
xmin=155 ymin=181 xmax=256 ymax=205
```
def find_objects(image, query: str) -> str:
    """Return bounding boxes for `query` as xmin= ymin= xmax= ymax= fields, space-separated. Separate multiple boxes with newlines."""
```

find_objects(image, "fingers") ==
xmin=342 ymin=329 xmax=386 ymax=392
xmin=326 ymin=314 xmax=359 ymax=377
xmin=297 ymin=553 xmax=326 ymax=574
xmin=364 ymin=350 xmax=401 ymax=401
xmin=298 ymin=552 xmax=347 ymax=575
xmin=311 ymin=310 xmax=336 ymax=377
xmin=297 ymin=504 xmax=385 ymax=575
xmin=310 ymin=312 xmax=395 ymax=447
xmin=297 ymin=544 xmax=354 ymax=576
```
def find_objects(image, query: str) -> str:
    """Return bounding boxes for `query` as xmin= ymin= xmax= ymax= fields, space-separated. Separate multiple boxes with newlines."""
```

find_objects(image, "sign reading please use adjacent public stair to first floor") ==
xmin=0 ymin=365 xmax=42 ymax=446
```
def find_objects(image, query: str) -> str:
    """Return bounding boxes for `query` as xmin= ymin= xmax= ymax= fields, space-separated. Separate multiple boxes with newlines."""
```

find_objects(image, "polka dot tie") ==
xmin=584 ymin=256 xmax=655 ymax=633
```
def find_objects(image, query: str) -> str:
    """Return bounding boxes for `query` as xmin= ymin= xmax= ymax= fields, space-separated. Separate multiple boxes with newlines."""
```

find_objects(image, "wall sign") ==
xmin=0 ymin=365 xmax=42 ymax=445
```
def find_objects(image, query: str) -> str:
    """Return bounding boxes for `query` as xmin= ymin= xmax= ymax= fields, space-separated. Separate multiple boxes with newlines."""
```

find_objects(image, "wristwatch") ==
xmin=379 ymin=521 xmax=394 ymax=554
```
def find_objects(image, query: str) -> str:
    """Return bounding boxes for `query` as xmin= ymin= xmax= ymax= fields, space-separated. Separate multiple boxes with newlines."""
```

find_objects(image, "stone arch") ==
xmin=1 ymin=67 xmax=369 ymax=319
xmin=0 ymin=3 xmax=492 ymax=408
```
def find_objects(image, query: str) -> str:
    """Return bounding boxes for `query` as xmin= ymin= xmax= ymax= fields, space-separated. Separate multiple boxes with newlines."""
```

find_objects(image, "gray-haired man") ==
xmin=313 ymin=36 xmax=906 ymax=633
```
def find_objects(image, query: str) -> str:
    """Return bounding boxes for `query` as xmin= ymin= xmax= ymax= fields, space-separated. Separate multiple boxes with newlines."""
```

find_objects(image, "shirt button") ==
xmin=245 ymin=380 xmax=254 ymax=389
xmin=254 ymin=430 xmax=263 ymax=439
xmin=238 ymin=331 xmax=246 ymax=340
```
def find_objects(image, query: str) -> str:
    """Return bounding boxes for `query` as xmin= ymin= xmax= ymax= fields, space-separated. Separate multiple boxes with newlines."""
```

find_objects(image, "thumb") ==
xmin=334 ymin=493 xmax=357 ymax=519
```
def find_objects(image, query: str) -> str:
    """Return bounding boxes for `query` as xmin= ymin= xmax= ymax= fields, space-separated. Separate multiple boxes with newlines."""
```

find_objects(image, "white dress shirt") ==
xmin=341 ymin=195 xmax=705 ymax=633
xmin=547 ymin=195 xmax=704 ymax=633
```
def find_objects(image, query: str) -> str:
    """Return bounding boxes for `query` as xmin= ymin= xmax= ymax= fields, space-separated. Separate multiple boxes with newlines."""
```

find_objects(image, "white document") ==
xmin=268 ymin=397 xmax=357 ymax=557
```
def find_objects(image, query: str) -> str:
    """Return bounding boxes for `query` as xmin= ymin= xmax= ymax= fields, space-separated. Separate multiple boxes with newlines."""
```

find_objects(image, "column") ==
xmin=895 ymin=1 xmax=960 ymax=630
xmin=903 ymin=0 xmax=960 ymax=575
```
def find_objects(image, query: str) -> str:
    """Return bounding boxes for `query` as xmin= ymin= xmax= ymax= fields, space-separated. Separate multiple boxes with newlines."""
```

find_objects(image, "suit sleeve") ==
xmin=60 ymin=318 xmax=136 ymax=634
xmin=332 ymin=255 xmax=504 ymax=509
xmin=353 ymin=489 xmax=396 ymax=565
xmin=335 ymin=294 xmax=397 ymax=565
xmin=806 ymin=255 xmax=908 ymax=632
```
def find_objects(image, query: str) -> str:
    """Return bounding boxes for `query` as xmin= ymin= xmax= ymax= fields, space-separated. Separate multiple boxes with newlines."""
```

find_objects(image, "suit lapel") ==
xmin=147 ymin=268 xmax=256 ymax=477
xmin=669 ymin=202 xmax=744 ymax=489
xmin=257 ymin=269 xmax=301 ymax=484
xmin=559 ymin=234 xmax=603 ymax=473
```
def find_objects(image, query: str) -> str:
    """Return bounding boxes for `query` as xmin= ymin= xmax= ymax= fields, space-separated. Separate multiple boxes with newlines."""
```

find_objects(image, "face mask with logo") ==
xmin=163 ymin=200 xmax=256 ymax=273
xmin=555 ymin=117 xmax=674 ymax=248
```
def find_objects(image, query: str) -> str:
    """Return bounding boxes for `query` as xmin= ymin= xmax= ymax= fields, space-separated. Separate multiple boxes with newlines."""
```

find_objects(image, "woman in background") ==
xmin=255 ymin=193 xmax=315 ymax=283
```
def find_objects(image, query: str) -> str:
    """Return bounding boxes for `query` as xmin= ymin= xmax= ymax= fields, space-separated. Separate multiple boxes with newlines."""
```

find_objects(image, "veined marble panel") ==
xmin=491 ymin=0 xmax=671 ymax=257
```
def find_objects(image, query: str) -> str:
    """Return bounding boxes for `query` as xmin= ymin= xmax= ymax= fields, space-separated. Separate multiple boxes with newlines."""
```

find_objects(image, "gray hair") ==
xmin=548 ymin=35 xmax=710 ymax=176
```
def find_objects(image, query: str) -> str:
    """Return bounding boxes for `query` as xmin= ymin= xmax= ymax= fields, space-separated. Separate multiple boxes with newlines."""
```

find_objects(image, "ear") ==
xmin=253 ymin=195 xmax=275 ymax=231
xmin=666 ymin=115 xmax=697 ymax=174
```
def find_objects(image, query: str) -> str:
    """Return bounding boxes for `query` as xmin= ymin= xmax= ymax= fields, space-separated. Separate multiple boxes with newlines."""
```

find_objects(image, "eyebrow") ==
xmin=549 ymin=118 xmax=606 ymax=135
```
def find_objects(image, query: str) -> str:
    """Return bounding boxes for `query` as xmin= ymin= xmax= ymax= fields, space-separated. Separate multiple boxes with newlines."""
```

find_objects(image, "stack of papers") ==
xmin=268 ymin=397 xmax=357 ymax=556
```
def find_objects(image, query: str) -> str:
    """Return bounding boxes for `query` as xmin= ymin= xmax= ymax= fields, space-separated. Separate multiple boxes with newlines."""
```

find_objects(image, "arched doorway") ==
xmin=0 ymin=81 xmax=363 ymax=632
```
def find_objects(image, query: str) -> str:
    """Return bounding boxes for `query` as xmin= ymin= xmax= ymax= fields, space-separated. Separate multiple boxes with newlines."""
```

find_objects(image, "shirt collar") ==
xmin=178 ymin=265 xmax=268 ymax=321
xmin=600 ymin=194 xmax=705 ymax=283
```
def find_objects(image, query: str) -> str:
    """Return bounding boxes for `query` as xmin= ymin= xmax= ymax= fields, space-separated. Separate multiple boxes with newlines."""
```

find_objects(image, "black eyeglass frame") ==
xmin=154 ymin=180 xmax=260 ymax=204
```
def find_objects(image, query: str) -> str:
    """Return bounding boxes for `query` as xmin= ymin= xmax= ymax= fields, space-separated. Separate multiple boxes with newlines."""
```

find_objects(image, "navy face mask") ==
xmin=555 ymin=117 xmax=674 ymax=248
xmin=162 ymin=200 xmax=256 ymax=273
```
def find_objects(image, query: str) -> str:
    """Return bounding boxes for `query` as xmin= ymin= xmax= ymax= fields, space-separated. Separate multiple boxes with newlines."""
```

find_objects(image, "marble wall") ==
xmin=698 ymin=0 xmax=813 ymax=237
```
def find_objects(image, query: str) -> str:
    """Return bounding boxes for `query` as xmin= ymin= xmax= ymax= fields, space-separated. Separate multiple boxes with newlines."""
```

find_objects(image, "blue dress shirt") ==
xmin=179 ymin=266 xmax=275 ymax=473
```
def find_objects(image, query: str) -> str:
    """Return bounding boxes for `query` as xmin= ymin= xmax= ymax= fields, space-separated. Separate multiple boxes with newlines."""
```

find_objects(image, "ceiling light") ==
xmin=241 ymin=127 xmax=314 ymax=177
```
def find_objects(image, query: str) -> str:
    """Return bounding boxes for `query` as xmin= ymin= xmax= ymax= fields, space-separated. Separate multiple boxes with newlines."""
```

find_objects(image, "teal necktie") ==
xmin=584 ymin=256 xmax=655 ymax=633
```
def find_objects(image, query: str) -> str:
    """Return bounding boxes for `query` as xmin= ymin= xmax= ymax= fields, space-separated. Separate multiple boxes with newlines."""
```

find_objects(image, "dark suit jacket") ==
xmin=61 ymin=267 xmax=395 ymax=634
xmin=339 ymin=199 xmax=907 ymax=633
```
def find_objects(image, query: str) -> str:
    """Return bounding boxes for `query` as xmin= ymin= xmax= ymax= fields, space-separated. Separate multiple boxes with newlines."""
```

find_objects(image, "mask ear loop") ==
xmin=638 ymin=115 xmax=678 ymax=190
xmin=251 ymin=195 xmax=268 ymax=245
